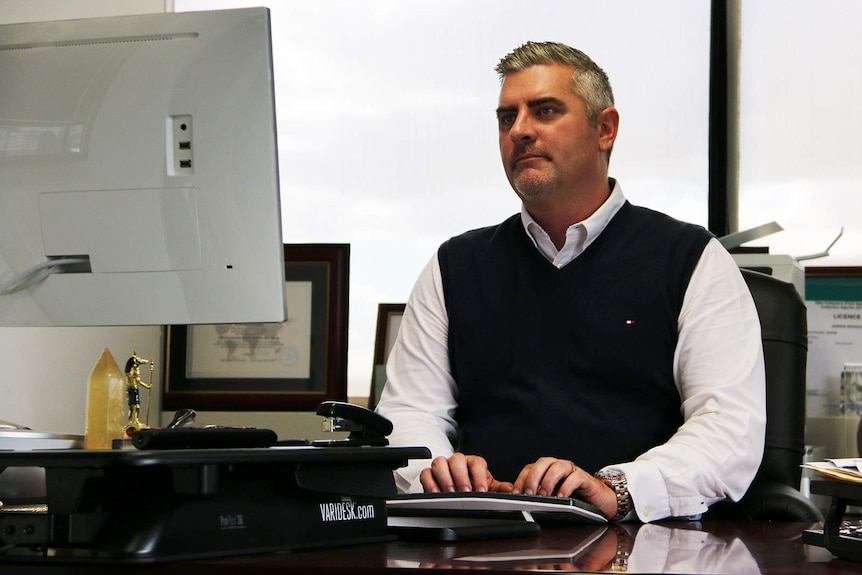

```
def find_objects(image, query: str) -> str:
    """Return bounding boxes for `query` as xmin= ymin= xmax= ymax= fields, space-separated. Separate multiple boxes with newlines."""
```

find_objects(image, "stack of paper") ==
xmin=802 ymin=459 xmax=862 ymax=483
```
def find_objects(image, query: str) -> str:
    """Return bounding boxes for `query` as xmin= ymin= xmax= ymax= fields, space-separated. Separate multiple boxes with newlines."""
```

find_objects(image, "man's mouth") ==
xmin=514 ymin=153 xmax=547 ymax=168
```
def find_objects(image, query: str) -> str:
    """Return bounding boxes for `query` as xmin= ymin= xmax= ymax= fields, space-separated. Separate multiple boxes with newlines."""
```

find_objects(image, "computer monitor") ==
xmin=0 ymin=7 xmax=286 ymax=326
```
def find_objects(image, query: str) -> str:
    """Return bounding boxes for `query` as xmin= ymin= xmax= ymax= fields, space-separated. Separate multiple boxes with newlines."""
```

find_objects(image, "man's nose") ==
xmin=509 ymin=113 xmax=536 ymax=142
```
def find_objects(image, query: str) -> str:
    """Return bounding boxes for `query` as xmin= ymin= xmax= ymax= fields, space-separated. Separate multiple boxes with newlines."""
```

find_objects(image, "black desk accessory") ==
xmin=0 ymin=404 xmax=426 ymax=563
xmin=131 ymin=407 xmax=278 ymax=449
xmin=313 ymin=400 xmax=393 ymax=447
xmin=0 ymin=445 xmax=430 ymax=564
xmin=130 ymin=426 xmax=278 ymax=449
xmin=802 ymin=479 xmax=862 ymax=562
xmin=165 ymin=407 xmax=197 ymax=429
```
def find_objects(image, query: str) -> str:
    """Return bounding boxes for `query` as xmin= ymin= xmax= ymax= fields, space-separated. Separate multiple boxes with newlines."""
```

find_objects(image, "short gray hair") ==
xmin=495 ymin=42 xmax=614 ymax=124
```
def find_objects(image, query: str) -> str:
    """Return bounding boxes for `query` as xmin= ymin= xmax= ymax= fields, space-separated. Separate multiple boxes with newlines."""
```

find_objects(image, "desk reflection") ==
xmin=386 ymin=520 xmax=829 ymax=573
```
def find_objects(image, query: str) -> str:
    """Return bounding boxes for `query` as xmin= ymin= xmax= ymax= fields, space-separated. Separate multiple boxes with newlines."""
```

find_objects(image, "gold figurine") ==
xmin=124 ymin=351 xmax=154 ymax=434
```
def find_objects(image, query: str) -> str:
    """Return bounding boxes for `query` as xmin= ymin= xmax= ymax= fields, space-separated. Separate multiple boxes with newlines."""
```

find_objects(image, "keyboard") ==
xmin=803 ymin=517 xmax=862 ymax=562
xmin=803 ymin=479 xmax=862 ymax=562
xmin=387 ymin=491 xmax=607 ymax=523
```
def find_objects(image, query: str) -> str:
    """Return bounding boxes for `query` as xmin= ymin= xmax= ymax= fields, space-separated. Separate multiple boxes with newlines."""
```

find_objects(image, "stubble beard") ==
xmin=513 ymin=167 xmax=556 ymax=201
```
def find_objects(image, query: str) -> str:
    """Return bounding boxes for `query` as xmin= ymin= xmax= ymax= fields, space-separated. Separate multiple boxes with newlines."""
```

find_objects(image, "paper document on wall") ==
xmin=806 ymin=301 xmax=862 ymax=417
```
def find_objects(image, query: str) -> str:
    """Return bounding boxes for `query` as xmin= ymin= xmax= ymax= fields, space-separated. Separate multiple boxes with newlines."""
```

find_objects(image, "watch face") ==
xmin=597 ymin=469 xmax=625 ymax=480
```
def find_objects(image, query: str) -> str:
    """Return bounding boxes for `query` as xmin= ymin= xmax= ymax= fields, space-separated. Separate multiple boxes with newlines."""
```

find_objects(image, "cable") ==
xmin=0 ymin=257 xmax=90 ymax=295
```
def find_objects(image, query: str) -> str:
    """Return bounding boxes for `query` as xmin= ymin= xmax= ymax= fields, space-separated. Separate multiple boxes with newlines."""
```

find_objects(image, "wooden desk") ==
xmin=1 ymin=520 xmax=859 ymax=574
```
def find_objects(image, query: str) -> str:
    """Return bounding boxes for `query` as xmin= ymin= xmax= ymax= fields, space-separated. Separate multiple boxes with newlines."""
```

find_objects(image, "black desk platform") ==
xmin=803 ymin=480 xmax=862 ymax=562
xmin=3 ymin=450 xmax=860 ymax=573
xmin=1 ymin=520 xmax=859 ymax=574
xmin=0 ymin=446 xmax=429 ymax=564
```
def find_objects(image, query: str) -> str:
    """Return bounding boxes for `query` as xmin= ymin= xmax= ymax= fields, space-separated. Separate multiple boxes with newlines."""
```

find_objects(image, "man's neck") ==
xmin=523 ymin=180 xmax=612 ymax=250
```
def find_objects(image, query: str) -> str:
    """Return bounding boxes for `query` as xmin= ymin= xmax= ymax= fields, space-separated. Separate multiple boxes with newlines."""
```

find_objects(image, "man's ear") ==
xmin=597 ymin=107 xmax=619 ymax=153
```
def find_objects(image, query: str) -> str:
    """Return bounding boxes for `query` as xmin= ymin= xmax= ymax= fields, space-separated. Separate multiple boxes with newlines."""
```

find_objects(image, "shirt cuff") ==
xmin=393 ymin=459 xmax=431 ymax=494
xmin=611 ymin=460 xmax=671 ymax=523
xmin=613 ymin=460 xmax=711 ymax=521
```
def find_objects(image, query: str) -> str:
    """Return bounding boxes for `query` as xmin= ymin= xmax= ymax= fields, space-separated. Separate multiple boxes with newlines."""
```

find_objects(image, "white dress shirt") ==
xmin=376 ymin=181 xmax=766 ymax=522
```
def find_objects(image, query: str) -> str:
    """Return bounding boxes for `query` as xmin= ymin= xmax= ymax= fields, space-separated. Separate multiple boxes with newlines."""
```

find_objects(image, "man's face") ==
xmin=496 ymin=64 xmax=612 ymax=202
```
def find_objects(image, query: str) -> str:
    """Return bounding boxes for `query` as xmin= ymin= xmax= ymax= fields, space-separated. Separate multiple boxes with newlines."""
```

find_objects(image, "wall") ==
xmin=0 ymin=0 xmax=331 ymax=442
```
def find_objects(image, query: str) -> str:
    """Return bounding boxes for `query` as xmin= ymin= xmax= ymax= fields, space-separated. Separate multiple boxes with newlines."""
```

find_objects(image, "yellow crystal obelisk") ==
xmin=84 ymin=348 xmax=127 ymax=449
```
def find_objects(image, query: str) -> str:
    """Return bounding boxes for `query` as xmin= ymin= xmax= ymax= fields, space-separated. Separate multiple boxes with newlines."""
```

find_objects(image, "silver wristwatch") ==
xmin=595 ymin=469 xmax=632 ymax=521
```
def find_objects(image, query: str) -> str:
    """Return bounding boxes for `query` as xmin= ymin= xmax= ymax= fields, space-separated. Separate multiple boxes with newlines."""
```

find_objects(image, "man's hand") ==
xmin=512 ymin=457 xmax=620 ymax=520
xmin=420 ymin=453 xmax=514 ymax=493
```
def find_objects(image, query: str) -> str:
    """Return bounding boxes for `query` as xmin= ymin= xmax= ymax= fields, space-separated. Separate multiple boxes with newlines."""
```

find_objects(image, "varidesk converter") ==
xmin=0 ymin=445 xmax=429 ymax=564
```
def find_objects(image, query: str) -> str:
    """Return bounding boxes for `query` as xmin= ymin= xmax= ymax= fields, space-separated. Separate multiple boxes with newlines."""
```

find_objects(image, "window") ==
xmin=177 ymin=0 xmax=711 ymax=396
xmin=738 ymin=0 xmax=862 ymax=265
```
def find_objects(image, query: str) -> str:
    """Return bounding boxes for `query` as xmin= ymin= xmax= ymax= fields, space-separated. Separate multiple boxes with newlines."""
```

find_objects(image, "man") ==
xmin=375 ymin=42 xmax=765 ymax=522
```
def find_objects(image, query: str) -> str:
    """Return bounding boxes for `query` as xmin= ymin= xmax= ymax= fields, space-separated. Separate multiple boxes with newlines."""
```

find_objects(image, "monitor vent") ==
xmin=0 ymin=32 xmax=198 ymax=52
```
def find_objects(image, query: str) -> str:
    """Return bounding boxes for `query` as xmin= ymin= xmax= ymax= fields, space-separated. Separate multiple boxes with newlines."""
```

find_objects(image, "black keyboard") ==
xmin=838 ymin=517 xmax=862 ymax=539
xmin=804 ymin=480 xmax=862 ymax=562
xmin=803 ymin=518 xmax=862 ymax=562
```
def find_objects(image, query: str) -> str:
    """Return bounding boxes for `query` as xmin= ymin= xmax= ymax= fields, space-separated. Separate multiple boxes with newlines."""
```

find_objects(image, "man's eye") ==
xmin=498 ymin=115 xmax=515 ymax=127
xmin=539 ymin=107 xmax=556 ymax=116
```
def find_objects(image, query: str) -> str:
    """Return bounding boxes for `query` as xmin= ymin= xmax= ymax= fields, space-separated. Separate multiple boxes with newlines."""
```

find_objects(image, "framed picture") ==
xmin=804 ymin=266 xmax=862 ymax=420
xmin=369 ymin=303 xmax=405 ymax=408
xmin=163 ymin=244 xmax=349 ymax=411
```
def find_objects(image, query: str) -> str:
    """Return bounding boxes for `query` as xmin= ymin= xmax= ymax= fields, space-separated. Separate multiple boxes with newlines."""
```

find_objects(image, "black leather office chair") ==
xmin=711 ymin=268 xmax=823 ymax=521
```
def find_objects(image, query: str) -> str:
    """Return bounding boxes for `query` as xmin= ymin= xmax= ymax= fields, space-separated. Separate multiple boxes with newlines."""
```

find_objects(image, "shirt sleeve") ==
xmin=610 ymin=238 xmax=767 ymax=521
xmin=375 ymin=252 xmax=457 ymax=493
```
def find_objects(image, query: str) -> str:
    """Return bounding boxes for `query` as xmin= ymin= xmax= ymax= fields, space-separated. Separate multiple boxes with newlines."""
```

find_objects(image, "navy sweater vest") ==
xmin=438 ymin=202 xmax=713 ymax=482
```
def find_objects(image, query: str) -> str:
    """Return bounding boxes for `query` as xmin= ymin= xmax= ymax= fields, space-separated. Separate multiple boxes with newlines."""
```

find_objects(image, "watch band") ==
xmin=608 ymin=525 xmax=633 ymax=572
xmin=595 ymin=469 xmax=632 ymax=521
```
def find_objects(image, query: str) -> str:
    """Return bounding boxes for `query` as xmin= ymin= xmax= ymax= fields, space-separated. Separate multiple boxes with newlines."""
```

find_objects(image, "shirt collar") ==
xmin=521 ymin=178 xmax=627 ymax=261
